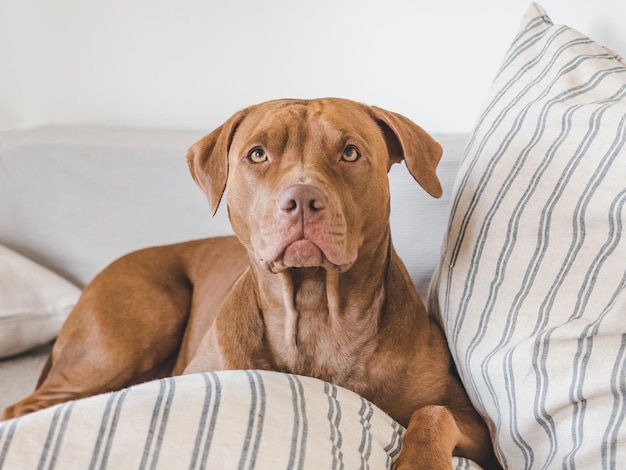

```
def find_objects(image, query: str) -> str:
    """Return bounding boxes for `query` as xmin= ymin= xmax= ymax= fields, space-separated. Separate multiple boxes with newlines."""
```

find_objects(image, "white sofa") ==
xmin=0 ymin=125 xmax=466 ymax=407
xmin=1 ymin=4 xmax=625 ymax=469
xmin=0 ymin=125 xmax=470 ymax=468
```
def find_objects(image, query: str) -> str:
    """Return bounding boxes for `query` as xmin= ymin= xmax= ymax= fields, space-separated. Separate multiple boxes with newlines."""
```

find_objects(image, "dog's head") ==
xmin=187 ymin=98 xmax=442 ymax=273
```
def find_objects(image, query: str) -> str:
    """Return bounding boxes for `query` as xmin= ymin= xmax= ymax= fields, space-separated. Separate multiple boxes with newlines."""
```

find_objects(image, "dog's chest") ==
xmin=266 ymin=313 xmax=377 ymax=387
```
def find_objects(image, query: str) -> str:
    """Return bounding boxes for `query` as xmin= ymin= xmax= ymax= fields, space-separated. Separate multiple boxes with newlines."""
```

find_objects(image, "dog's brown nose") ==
xmin=278 ymin=184 xmax=328 ymax=223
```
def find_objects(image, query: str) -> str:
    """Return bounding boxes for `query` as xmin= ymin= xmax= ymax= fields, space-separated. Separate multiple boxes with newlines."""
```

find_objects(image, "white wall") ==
xmin=1 ymin=0 xmax=625 ymax=134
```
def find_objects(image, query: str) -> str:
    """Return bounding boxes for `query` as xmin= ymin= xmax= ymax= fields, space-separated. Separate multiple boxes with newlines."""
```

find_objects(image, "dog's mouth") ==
xmin=282 ymin=239 xmax=323 ymax=267
xmin=261 ymin=237 xmax=354 ymax=274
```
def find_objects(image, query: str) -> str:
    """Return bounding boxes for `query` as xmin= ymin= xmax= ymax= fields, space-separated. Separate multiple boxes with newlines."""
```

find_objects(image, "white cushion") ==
xmin=431 ymin=3 xmax=626 ymax=468
xmin=0 ymin=245 xmax=80 ymax=358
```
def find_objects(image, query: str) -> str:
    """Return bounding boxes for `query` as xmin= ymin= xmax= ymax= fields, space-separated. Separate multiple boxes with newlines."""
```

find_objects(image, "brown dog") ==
xmin=2 ymin=98 xmax=498 ymax=469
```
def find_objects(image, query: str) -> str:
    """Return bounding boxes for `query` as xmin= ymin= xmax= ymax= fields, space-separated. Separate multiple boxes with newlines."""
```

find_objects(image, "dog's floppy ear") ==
xmin=186 ymin=110 xmax=247 ymax=215
xmin=369 ymin=106 xmax=443 ymax=198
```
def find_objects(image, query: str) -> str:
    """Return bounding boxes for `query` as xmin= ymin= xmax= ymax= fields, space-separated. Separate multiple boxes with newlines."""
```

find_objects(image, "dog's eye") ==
xmin=341 ymin=145 xmax=360 ymax=162
xmin=248 ymin=148 xmax=268 ymax=163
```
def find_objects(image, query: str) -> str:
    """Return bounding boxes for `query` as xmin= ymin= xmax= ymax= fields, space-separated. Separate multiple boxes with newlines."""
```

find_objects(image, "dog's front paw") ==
xmin=392 ymin=457 xmax=451 ymax=470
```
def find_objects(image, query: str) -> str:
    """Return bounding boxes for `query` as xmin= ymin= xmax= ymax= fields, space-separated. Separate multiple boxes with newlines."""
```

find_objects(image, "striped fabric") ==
xmin=0 ymin=370 xmax=406 ymax=469
xmin=430 ymin=3 xmax=626 ymax=469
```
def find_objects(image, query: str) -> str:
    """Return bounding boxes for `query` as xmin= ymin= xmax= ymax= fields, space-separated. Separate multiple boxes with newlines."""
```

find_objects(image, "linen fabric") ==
xmin=431 ymin=3 xmax=626 ymax=468
xmin=0 ymin=370 xmax=406 ymax=469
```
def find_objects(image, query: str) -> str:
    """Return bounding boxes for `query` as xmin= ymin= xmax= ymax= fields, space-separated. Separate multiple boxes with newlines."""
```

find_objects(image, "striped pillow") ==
xmin=0 ymin=370 xmax=406 ymax=469
xmin=430 ymin=3 xmax=626 ymax=469
xmin=0 ymin=373 xmax=482 ymax=469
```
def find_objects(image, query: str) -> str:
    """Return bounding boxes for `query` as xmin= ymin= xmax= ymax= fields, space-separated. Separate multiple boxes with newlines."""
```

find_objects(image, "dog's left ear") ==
xmin=369 ymin=106 xmax=443 ymax=198
xmin=187 ymin=110 xmax=247 ymax=215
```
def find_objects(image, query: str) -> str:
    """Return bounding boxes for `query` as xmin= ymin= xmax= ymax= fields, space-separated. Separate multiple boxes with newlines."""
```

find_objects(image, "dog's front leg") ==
xmin=394 ymin=405 xmax=500 ymax=470
xmin=184 ymin=270 xmax=272 ymax=374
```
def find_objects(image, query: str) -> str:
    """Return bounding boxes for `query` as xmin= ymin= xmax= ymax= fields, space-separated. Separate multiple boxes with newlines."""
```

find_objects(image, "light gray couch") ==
xmin=0 ymin=125 xmax=469 ymax=467
xmin=0 ymin=126 xmax=467 ymax=405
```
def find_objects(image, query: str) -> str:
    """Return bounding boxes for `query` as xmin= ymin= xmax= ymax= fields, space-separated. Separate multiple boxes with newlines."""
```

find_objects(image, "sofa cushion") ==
xmin=0 ymin=126 xmax=466 ymax=297
xmin=0 ymin=245 xmax=81 ymax=358
xmin=0 ymin=370 xmax=407 ymax=469
xmin=0 ymin=127 xmax=222 ymax=287
xmin=430 ymin=3 xmax=626 ymax=468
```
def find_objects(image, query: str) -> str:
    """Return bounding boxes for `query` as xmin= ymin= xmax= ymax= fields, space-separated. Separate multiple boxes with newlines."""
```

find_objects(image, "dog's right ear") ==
xmin=186 ymin=110 xmax=247 ymax=215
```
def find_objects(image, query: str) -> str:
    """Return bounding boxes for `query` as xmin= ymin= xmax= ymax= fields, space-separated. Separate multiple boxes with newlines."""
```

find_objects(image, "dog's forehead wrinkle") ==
xmin=245 ymin=109 xmax=311 ymax=158
xmin=314 ymin=113 xmax=385 ymax=159
xmin=245 ymin=101 xmax=379 ymax=163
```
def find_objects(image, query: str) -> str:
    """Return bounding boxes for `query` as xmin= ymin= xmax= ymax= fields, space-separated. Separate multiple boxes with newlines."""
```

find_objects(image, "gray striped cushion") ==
xmin=0 ymin=370 xmax=480 ymax=469
xmin=431 ymin=3 xmax=626 ymax=469
xmin=0 ymin=371 xmax=404 ymax=469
